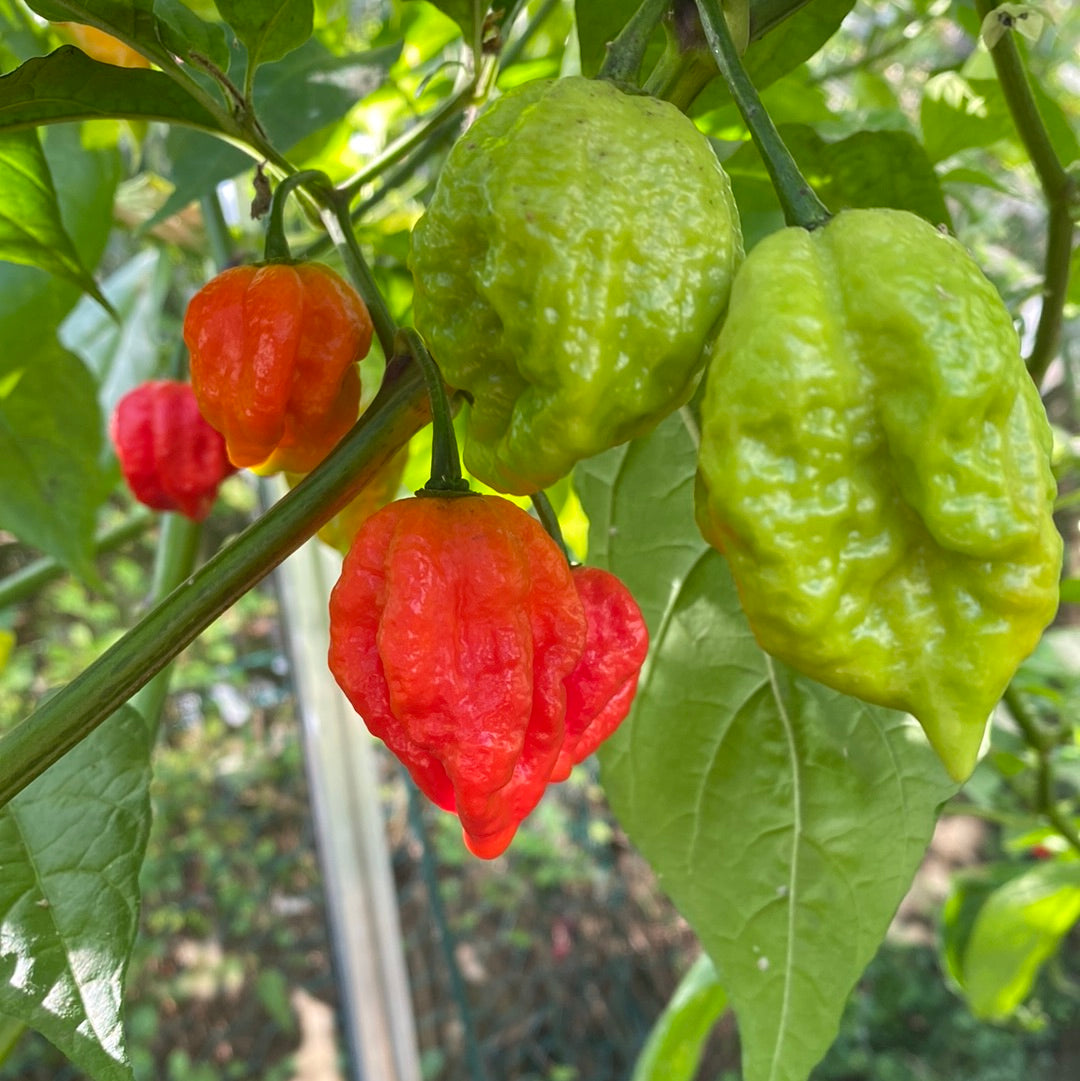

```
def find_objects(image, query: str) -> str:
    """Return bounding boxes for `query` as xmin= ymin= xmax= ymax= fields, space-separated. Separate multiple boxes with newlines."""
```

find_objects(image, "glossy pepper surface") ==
xmin=110 ymin=380 xmax=235 ymax=521
xmin=409 ymin=75 xmax=743 ymax=495
xmin=328 ymin=494 xmax=587 ymax=858
xmin=550 ymin=566 xmax=649 ymax=783
xmin=695 ymin=208 xmax=1062 ymax=781
xmin=184 ymin=262 xmax=373 ymax=474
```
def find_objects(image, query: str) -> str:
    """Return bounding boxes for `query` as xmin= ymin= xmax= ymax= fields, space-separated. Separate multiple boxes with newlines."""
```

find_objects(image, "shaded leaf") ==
xmin=727 ymin=124 xmax=951 ymax=251
xmin=153 ymin=0 xmax=229 ymax=69
xmin=576 ymin=413 xmax=957 ymax=1081
xmin=745 ymin=0 xmax=855 ymax=89
xmin=0 ymin=47 xmax=223 ymax=133
xmin=0 ymin=340 xmax=107 ymax=580
xmin=0 ymin=128 xmax=112 ymax=314
xmin=215 ymin=0 xmax=313 ymax=70
xmin=0 ymin=706 xmax=154 ymax=1081
xmin=574 ymin=0 xmax=626 ymax=77
xmin=920 ymin=72 xmax=1014 ymax=163
xmin=631 ymin=953 xmax=727 ymax=1081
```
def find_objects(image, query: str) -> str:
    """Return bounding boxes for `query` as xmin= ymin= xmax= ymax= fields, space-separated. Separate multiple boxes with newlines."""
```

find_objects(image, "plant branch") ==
xmin=0 ymin=364 xmax=431 ymax=810
xmin=600 ymin=0 xmax=670 ymax=84
xmin=319 ymin=190 xmax=398 ymax=359
xmin=1004 ymin=685 xmax=1080 ymax=856
xmin=974 ymin=0 xmax=1077 ymax=385
xmin=694 ymin=0 xmax=830 ymax=229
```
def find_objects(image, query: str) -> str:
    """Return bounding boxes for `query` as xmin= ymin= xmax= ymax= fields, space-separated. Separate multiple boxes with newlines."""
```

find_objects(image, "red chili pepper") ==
xmin=550 ymin=566 xmax=649 ymax=782
xmin=183 ymin=262 xmax=373 ymax=473
xmin=110 ymin=380 xmax=236 ymax=521
xmin=328 ymin=494 xmax=587 ymax=858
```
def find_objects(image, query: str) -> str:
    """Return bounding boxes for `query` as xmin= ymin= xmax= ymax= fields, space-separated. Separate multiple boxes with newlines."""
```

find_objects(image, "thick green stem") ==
xmin=129 ymin=513 xmax=202 ymax=731
xmin=321 ymin=193 xmax=397 ymax=359
xmin=264 ymin=169 xmax=328 ymax=262
xmin=530 ymin=491 xmax=572 ymax=564
xmin=0 ymin=512 xmax=153 ymax=610
xmin=399 ymin=328 xmax=468 ymax=493
xmin=0 ymin=364 xmax=430 ymax=810
xmin=599 ymin=0 xmax=670 ymax=85
xmin=694 ymin=0 xmax=830 ymax=229
xmin=339 ymin=83 xmax=473 ymax=203
xmin=974 ymin=0 xmax=1076 ymax=385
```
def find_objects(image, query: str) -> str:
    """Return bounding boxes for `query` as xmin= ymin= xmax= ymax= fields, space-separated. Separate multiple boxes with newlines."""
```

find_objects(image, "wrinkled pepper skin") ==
xmin=328 ymin=494 xmax=587 ymax=858
xmin=184 ymin=263 xmax=373 ymax=474
xmin=110 ymin=380 xmax=235 ymax=521
xmin=695 ymin=208 xmax=1062 ymax=781
xmin=550 ymin=566 xmax=649 ymax=783
xmin=410 ymin=76 xmax=743 ymax=495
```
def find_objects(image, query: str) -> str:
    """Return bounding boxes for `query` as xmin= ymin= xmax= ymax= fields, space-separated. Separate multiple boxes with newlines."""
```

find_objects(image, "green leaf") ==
xmin=574 ymin=0 xmax=626 ymax=77
xmin=0 ymin=340 xmax=107 ymax=579
xmin=0 ymin=47 xmax=223 ymax=133
xmin=631 ymin=953 xmax=728 ymax=1081
xmin=727 ymin=124 xmax=951 ymax=251
xmin=0 ymin=124 xmax=120 ymax=362
xmin=152 ymin=38 xmax=398 ymax=222
xmin=427 ymin=0 xmax=484 ymax=45
xmin=0 ymin=129 xmax=112 ymax=315
xmin=955 ymin=861 xmax=1080 ymax=1020
xmin=0 ymin=705 xmax=153 ymax=1081
xmin=744 ymin=0 xmax=855 ymax=89
xmin=153 ymin=0 xmax=230 ymax=69
xmin=60 ymin=248 xmax=171 ymax=426
xmin=576 ymin=413 xmax=957 ymax=1081
xmin=215 ymin=0 xmax=313 ymax=70
xmin=920 ymin=72 xmax=1014 ymax=163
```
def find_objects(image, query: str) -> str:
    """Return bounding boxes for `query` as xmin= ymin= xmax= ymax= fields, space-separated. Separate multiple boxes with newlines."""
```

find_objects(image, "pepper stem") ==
xmin=598 ymin=0 xmax=670 ymax=85
xmin=693 ymin=0 xmax=831 ymax=230
xmin=263 ymin=169 xmax=328 ymax=262
xmin=530 ymin=490 xmax=573 ymax=564
xmin=398 ymin=328 xmax=469 ymax=494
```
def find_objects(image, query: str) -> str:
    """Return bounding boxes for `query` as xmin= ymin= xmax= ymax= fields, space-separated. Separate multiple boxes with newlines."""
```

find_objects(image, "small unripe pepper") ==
xmin=695 ymin=208 xmax=1062 ymax=781
xmin=183 ymin=262 xmax=373 ymax=474
xmin=550 ymin=566 xmax=650 ymax=783
xmin=110 ymin=380 xmax=235 ymax=521
xmin=328 ymin=494 xmax=588 ymax=859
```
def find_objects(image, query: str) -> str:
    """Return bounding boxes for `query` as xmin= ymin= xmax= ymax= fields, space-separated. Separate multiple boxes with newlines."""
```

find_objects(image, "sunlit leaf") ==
xmin=215 ymin=0 xmax=313 ymax=71
xmin=0 ymin=129 xmax=112 ymax=314
xmin=0 ymin=706 xmax=153 ymax=1081
xmin=0 ymin=340 xmax=107 ymax=580
xmin=576 ymin=414 xmax=957 ymax=1081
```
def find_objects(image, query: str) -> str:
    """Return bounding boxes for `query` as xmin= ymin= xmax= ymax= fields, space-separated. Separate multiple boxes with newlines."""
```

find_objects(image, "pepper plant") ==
xmin=0 ymin=2 xmax=1078 ymax=1081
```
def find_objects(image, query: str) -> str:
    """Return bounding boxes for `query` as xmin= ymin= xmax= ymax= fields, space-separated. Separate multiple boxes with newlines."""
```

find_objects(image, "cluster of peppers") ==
xmin=108 ymin=155 xmax=650 ymax=859
xmin=111 ymin=68 xmax=1062 ymax=845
